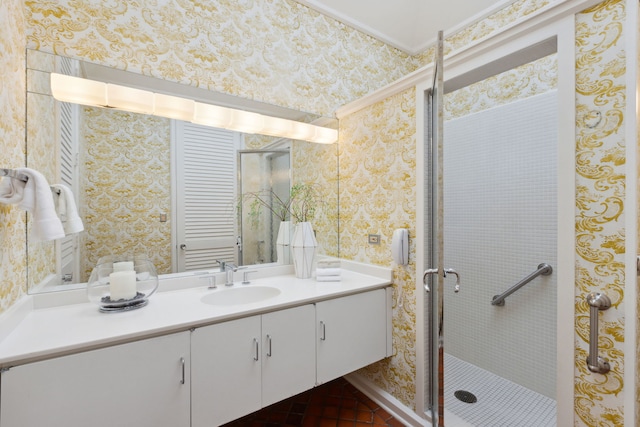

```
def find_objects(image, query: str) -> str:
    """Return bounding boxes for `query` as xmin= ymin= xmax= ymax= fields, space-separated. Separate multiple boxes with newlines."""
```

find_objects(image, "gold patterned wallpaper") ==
xmin=415 ymin=0 xmax=552 ymax=65
xmin=339 ymin=88 xmax=417 ymax=406
xmin=575 ymin=0 xmax=627 ymax=424
xmin=25 ymin=85 xmax=56 ymax=290
xmin=0 ymin=0 xmax=27 ymax=313
xmin=24 ymin=0 xmax=419 ymax=118
xmin=79 ymin=107 xmax=172 ymax=281
xmin=0 ymin=0 xmax=635 ymax=425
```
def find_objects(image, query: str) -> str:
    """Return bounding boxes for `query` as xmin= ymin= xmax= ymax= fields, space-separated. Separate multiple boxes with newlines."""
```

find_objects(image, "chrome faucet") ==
xmin=223 ymin=262 xmax=238 ymax=286
xmin=215 ymin=260 xmax=240 ymax=286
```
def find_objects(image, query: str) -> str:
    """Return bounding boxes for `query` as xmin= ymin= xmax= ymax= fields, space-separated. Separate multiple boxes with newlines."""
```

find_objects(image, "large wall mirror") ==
xmin=25 ymin=49 xmax=339 ymax=294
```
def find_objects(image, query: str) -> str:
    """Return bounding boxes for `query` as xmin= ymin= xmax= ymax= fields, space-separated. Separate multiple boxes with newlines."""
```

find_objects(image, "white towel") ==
xmin=316 ymin=267 xmax=341 ymax=276
xmin=317 ymin=259 xmax=341 ymax=268
xmin=316 ymin=275 xmax=341 ymax=282
xmin=51 ymin=184 xmax=84 ymax=235
xmin=0 ymin=168 xmax=65 ymax=242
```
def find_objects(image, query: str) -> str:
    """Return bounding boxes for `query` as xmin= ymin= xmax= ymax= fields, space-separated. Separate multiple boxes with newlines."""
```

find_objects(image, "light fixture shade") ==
xmin=309 ymin=127 xmax=339 ymax=144
xmin=50 ymin=73 xmax=107 ymax=106
xmin=106 ymin=83 xmax=155 ymax=114
xmin=261 ymin=116 xmax=293 ymax=137
xmin=51 ymin=74 xmax=336 ymax=144
xmin=192 ymin=102 xmax=233 ymax=128
xmin=289 ymin=121 xmax=316 ymax=141
xmin=229 ymin=110 xmax=265 ymax=134
xmin=154 ymin=93 xmax=195 ymax=121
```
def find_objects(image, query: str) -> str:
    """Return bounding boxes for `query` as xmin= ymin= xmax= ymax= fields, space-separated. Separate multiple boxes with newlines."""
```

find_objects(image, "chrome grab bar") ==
xmin=586 ymin=292 xmax=611 ymax=374
xmin=491 ymin=263 xmax=552 ymax=306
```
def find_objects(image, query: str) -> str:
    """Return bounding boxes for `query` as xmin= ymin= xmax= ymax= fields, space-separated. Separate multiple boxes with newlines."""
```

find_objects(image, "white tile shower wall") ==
xmin=443 ymin=90 xmax=558 ymax=399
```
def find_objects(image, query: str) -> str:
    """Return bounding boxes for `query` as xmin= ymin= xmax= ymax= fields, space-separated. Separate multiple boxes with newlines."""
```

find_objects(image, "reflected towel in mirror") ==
xmin=0 ymin=168 xmax=65 ymax=242
xmin=51 ymin=184 xmax=84 ymax=235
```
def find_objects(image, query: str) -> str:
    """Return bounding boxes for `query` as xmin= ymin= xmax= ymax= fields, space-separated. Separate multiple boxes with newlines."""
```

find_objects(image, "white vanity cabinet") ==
xmin=191 ymin=304 xmax=316 ymax=427
xmin=316 ymin=288 xmax=388 ymax=384
xmin=0 ymin=332 xmax=190 ymax=427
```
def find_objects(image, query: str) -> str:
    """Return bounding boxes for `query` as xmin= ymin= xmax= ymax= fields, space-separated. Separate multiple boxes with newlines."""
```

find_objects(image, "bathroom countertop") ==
xmin=0 ymin=263 xmax=392 ymax=369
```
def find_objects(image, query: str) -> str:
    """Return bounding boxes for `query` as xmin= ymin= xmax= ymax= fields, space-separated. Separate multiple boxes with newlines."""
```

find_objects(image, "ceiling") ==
xmin=294 ymin=0 xmax=514 ymax=55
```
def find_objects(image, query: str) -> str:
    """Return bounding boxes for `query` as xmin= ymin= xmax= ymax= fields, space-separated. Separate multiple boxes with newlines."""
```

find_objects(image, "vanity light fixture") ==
xmin=50 ymin=73 xmax=338 ymax=144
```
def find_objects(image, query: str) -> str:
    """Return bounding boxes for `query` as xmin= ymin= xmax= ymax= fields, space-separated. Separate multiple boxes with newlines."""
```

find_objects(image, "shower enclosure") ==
xmin=422 ymin=32 xmax=559 ymax=426
xmin=237 ymin=149 xmax=291 ymax=266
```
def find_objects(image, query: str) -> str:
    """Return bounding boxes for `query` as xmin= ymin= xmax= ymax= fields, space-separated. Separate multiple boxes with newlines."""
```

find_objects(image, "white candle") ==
xmin=109 ymin=270 xmax=137 ymax=301
xmin=113 ymin=261 xmax=134 ymax=272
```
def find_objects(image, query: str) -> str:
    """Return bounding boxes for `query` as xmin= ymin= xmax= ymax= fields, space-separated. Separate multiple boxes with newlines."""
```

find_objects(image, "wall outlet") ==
xmin=368 ymin=234 xmax=381 ymax=244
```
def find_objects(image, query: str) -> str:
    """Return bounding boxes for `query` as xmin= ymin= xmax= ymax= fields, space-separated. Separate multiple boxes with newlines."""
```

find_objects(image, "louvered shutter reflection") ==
xmin=175 ymin=122 xmax=238 ymax=271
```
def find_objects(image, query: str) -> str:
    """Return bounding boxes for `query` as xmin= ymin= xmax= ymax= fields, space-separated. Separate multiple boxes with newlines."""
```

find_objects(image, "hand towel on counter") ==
xmin=315 ymin=268 xmax=341 ymax=277
xmin=317 ymin=259 xmax=341 ymax=269
xmin=0 ymin=168 xmax=64 ymax=242
xmin=316 ymin=275 xmax=341 ymax=282
xmin=51 ymin=184 xmax=84 ymax=235
xmin=316 ymin=267 xmax=341 ymax=282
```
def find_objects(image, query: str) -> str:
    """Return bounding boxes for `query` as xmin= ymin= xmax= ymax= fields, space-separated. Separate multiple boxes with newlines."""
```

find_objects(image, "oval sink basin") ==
xmin=201 ymin=286 xmax=281 ymax=306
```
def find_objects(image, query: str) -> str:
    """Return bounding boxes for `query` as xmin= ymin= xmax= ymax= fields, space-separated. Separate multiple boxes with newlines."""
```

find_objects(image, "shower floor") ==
xmin=444 ymin=353 xmax=556 ymax=427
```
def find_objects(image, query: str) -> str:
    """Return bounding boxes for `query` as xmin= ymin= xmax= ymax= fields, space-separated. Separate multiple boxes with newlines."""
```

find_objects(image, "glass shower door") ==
xmin=425 ymin=46 xmax=559 ymax=426
xmin=424 ymin=30 xmax=446 ymax=427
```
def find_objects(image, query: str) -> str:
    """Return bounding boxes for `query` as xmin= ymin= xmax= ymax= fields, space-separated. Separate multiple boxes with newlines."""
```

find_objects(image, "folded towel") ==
xmin=0 ymin=168 xmax=65 ymax=242
xmin=51 ymin=184 xmax=84 ymax=235
xmin=316 ymin=275 xmax=341 ymax=282
xmin=317 ymin=259 xmax=341 ymax=268
xmin=316 ymin=267 xmax=341 ymax=276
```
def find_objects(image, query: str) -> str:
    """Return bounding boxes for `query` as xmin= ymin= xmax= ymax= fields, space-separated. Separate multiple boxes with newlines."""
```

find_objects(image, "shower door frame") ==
xmin=415 ymin=14 xmax=579 ymax=426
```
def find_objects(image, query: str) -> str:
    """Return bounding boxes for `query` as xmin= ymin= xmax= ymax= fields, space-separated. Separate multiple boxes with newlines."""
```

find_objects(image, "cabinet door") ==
xmin=191 ymin=316 xmax=262 ymax=427
xmin=316 ymin=289 xmax=387 ymax=384
xmin=261 ymin=305 xmax=316 ymax=407
xmin=0 ymin=332 xmax=190 ymax=427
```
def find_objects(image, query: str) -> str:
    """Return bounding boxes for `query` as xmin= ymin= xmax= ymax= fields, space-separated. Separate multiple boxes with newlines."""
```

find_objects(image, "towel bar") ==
xmin=2 ymin=168 xmax=62 ymax=195
xmin=1 ymin=168 xmax=28 ymax=183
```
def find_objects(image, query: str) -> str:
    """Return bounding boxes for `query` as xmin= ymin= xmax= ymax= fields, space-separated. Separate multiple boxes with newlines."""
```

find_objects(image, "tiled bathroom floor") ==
xmin=221 ymin=377 xmax=405 ymax=427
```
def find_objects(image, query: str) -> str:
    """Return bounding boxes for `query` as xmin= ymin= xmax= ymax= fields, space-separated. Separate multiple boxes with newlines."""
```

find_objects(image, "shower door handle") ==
xmin=444 ymin=268 xmax=460 ymax=293
xmin=423 ymin=268 xmax=460 ymax=293
xmin=586 ymin=292 xmax=611 ymax=374
xmin=423 ymin=269 xmax=439 ymax=292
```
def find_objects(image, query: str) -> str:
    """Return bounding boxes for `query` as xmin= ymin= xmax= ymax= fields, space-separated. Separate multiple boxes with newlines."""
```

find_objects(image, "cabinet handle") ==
xmin=180 ymin=357 xmax=185 ymax=385
xmin=253 ymin=338 xmax=259 ymax=361
xmin=266 ymin=334 xmax=272 ymax=357
xmin=320 ymin=321 xmax=326 ymax=341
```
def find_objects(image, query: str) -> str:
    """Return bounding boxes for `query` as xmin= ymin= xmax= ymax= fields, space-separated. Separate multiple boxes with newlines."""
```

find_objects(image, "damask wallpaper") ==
xmin=24 ymin=0 xmax=419 ymax=118
xmin=25 ymin=89 xmax=56 ymax=291
xmin=0 ymin=0 xmax=27 ymax=313
xmin=0 ymin=0 xmax=635 ymax=425
xmin=574 ymin=1 xmax=627 ymax=424
xmin=339 ymin=88 xmax=417 ymax=407
xmin=79 ymin=107 xmax=172 ymax=281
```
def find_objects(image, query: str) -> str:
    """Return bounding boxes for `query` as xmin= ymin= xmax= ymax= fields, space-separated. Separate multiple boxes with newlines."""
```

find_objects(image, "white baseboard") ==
xmin=345 ymin=373 xmax=430 ymax=427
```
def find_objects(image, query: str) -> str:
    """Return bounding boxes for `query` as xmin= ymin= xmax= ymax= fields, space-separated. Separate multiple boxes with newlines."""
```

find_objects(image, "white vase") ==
xmin=291 ymin=222 xmax=317 ymax=279
xmin=275 ymin=221 xmax=292 ymax=264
